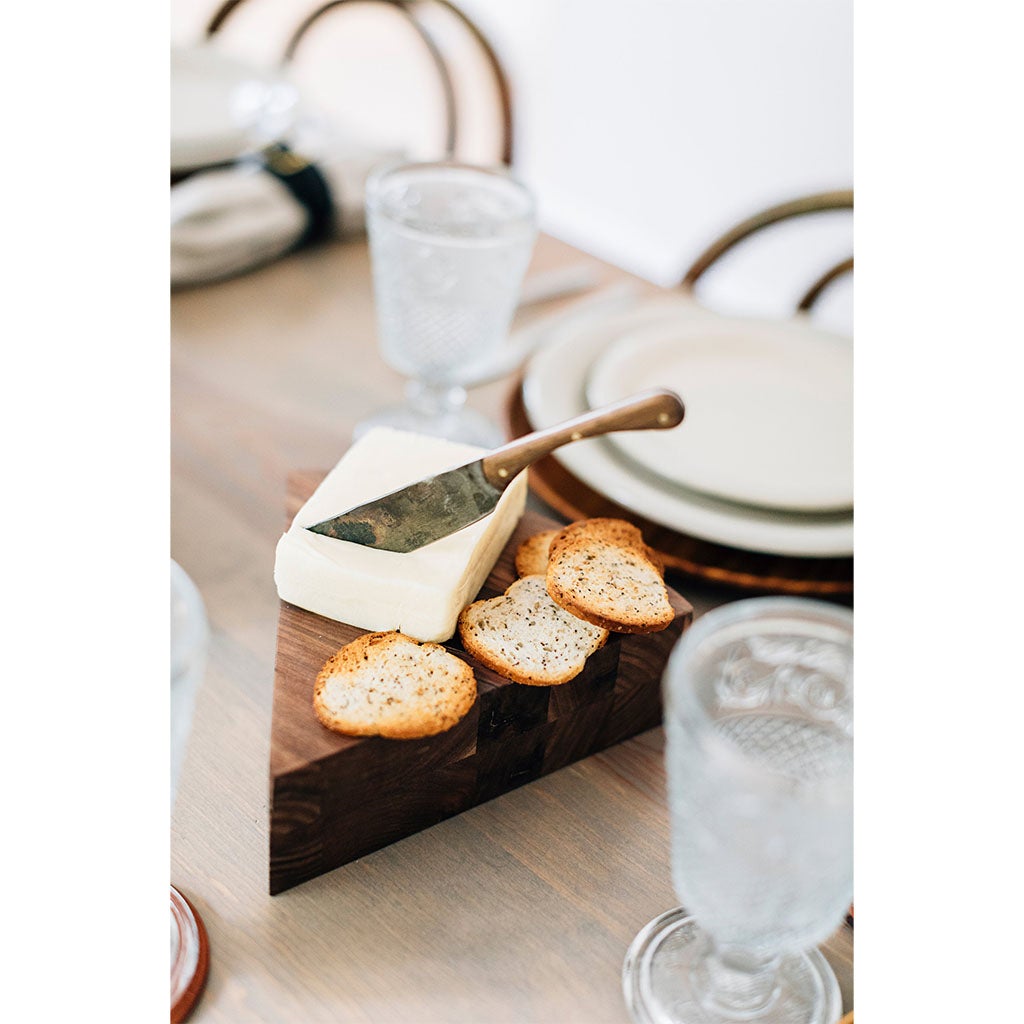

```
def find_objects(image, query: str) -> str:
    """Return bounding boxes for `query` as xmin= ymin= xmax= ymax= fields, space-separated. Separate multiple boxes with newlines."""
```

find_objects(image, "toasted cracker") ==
xmin=549 ymin=518 xmax=665 ymax=576
xmin=458 ymin=575 xmax=609 ymax=686
xmin=313 ymin=631 xmax=476 ymax=739
xmin=519 ymin=523 xmax=664 ymax=578
xmin=546 ymin=519 xmax=674 ymax=633
xmin=513 ymin=529 xmax=561 ymax=577
xmin=552 ymin=518 xmax=641 ymax=547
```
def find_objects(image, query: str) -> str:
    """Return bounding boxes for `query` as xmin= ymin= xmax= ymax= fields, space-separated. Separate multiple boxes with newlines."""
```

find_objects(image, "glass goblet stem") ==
xmin=694 ymin=940 xmax=781 ymax=1018
xmin=405 ymin=379 xmax=468 ymax=417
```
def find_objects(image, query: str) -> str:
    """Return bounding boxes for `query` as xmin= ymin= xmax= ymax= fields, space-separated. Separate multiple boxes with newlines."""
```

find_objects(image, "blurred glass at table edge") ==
xmin=170 ymin=560 xmax=210 ymax=1006
xmin=624 ymin=597 xmax=852 ymax=1024
xmin=171 ymin=560 xmax=208 ymax=811
xmin=357 ymin=160 xmax=538 ymax=448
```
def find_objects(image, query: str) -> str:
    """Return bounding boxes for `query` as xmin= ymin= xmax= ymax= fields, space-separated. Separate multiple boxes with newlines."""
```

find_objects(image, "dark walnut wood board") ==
xmin=269 ymin=470 xmax=694 ymax=895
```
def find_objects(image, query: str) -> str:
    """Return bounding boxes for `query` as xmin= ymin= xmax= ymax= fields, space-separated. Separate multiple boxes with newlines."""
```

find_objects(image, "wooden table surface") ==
xmin=171 ymin=232 xmax=853 ymax=1023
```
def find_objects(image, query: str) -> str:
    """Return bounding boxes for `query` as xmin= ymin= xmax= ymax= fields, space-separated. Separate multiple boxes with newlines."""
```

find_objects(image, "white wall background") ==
xmin=454 ymin=0 xmax=853 ymax=330
xmin=459 ymin=3 xmax=850 ymax=270
xmin=173 ymin=0 xmax=852 ymax=328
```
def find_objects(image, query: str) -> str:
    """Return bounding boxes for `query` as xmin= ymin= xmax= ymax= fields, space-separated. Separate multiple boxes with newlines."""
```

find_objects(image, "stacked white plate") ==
xmin=521 ymin=296 xmax=853 ymax=558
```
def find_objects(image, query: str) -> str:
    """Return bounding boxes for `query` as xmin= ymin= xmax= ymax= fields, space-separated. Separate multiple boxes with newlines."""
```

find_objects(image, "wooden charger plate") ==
xmin=506 ymin=384 xmax=853 ymax=600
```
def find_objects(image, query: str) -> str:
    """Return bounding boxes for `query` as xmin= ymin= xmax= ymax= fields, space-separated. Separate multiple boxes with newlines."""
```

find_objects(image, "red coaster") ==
xmin=170 ymin=885 xmax=209 ymax=1023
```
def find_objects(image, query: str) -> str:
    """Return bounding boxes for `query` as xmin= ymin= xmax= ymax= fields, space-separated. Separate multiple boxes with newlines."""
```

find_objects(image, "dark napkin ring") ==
xmin=260 ymin=144 xmax=335 ymax=248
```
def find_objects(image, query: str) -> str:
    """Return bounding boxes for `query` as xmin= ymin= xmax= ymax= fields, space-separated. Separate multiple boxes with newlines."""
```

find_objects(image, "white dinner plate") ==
xmin=171 ymin=46 xmax=298 ymax=173
xmin=585 ymin=315 xmax=853 ymax=511
xmin=521 ymin=297 xmax=854 ymax=557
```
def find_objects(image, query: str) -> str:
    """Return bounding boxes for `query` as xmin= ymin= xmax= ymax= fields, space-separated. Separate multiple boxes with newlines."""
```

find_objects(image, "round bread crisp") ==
xmin=549 ymin=519 xmax=665 ymax=577
xmin=546 ymin=519 xmax=674 ymax=634
xmin=514 ymin=529 xmax=561 ymax=577
xmin=458 ymin=575 xmax=608 ymax=686
xmin=313 ymin=631 xmax=476 ymax=739
xmin=519 ymin=522 xmax=664 ymax=578
xmin=552 ymin=517 xmax=642 ymax=548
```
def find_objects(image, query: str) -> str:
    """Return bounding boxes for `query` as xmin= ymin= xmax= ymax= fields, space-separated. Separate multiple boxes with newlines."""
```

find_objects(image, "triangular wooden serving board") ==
xmin=269 ymin=471 xmax=693 ymax=895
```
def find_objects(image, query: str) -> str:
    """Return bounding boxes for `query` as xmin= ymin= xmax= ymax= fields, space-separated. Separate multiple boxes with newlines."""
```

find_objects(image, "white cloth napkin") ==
xmin=171 ymin=146 xmax=397 ymax=288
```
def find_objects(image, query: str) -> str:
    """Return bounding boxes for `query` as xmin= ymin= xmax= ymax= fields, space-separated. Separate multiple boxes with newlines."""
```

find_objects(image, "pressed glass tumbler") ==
xmin=359 ymin=160 xmax=537 ymax=447
xmin=624 ymin=598 xmax=853 ymax=1024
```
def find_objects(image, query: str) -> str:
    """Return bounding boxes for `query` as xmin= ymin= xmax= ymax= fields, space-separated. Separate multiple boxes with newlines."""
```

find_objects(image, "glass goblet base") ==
xmin=353 ymin=381 xmax=504 ymax=448
xmin=623 ymin=908 xmax=841 ymax=1024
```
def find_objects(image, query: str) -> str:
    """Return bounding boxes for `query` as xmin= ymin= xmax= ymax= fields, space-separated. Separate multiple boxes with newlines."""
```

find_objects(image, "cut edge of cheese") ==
xmin=274 ymin=427 xmax=527 ymax=642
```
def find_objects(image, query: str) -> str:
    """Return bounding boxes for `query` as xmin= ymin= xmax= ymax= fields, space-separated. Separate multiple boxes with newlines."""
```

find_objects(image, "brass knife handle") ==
xmin=481 ymin=388 xmax=685 ymax=489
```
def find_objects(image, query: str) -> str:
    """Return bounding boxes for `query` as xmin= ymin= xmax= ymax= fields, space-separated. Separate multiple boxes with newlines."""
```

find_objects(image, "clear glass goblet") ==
xmin=624 ymin=598 xmax=853 ymax=1024
xmin=171 ymin=560 xmax=210 ymax=1019
xmin=171 ymin=559 xmax=207 ymax=811
xmin=358 ymin=160 xmax=537 ymax=447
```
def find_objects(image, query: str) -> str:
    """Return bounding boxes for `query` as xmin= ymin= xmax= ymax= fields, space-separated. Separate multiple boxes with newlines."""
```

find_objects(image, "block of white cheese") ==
xmin=274 ymin=427 xmax=527 ymax=642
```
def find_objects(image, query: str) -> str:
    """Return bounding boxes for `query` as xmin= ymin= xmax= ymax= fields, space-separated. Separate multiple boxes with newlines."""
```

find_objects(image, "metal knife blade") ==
xmin=305 ymin=388 xmax=685 ymax=553
xmin=305 ymin=459 xmax=499 ymax=552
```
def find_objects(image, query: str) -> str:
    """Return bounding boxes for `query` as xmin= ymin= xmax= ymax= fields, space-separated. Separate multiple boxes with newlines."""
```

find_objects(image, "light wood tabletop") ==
xmin=171 ymin=232 xmax=853 ymax=1023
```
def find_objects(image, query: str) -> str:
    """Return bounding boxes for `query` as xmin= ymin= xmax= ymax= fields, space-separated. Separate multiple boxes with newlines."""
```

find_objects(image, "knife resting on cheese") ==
xmin=306 ymin=389 xmax=685 ymax=552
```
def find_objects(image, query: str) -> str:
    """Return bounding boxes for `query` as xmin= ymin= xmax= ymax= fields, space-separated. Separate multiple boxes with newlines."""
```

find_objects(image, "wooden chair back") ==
xmin=681 ymin=190 xmax=853 ymax=313
xmin=203 ymin=0 xmax=514 ymax=165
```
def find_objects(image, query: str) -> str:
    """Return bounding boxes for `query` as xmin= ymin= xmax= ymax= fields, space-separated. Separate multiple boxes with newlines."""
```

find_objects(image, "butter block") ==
xmin=274 ymin=427 xmax=527 ymax=642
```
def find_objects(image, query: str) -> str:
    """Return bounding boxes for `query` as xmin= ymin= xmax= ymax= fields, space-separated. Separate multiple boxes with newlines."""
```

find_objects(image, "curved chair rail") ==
xmin=204 ymin=0 xmax=513 ymax=164
xmin=682 ymin=189 xmax=853 ymax=313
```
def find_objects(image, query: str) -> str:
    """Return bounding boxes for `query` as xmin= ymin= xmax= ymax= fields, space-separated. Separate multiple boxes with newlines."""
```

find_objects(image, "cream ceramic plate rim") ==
xmin=171 ymin=45 xmax=298 ymax=172
xmin=585 ymin=314 xmax=853 ymax=512
xmin=521 ymin=297 xmax=854 ymax=557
